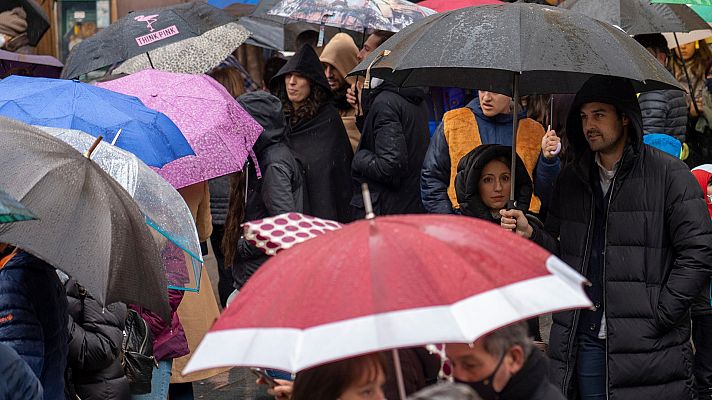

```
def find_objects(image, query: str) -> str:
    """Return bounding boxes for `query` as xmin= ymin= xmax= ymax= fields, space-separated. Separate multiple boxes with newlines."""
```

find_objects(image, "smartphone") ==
xmin=250 ymin=367 xmax=278 ymax=388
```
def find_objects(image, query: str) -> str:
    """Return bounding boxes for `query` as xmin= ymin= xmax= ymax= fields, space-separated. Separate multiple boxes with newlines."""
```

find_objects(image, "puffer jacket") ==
xmin=0 ymin=251 xmax=68 ymax=400
xmin=638 ymin=89 xmax=687 ymax=141
xmin=208 ymin=176 xmax=230 ymax=226
xmin=530 ymin=76 xmax=712 ymax=399
xmin=351 ymin=81 xmax=430 ymax=215
xmin=62 ymin=274 xmax=130 ymax=400
xmin=0 ymin=342 xmax=42 ymax=400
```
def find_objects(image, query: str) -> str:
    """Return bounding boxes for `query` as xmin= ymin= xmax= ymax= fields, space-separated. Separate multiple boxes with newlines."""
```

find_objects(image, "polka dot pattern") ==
xmin=244 ymin=212 xmax=342 ymax=256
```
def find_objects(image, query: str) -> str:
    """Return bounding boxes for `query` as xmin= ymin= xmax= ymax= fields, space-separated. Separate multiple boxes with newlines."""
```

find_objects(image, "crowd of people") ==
xmin=1 ymin=2 xmax=712 ymax=400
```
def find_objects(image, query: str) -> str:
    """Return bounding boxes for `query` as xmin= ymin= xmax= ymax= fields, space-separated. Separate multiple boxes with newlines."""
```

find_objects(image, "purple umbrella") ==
xmin=0 ymin=50 xmax=63 ymax=78
xmin=97 ymin=69 xmax=263 ymax=189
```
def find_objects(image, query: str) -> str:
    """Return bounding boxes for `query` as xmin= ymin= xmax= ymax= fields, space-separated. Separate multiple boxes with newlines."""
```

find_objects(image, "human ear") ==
xmin=506 ymin=345 xmax=526 ymax=375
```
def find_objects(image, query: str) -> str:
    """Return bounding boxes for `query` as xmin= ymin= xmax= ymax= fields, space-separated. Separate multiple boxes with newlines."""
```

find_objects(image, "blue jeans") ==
xmin=577 ymin=335 xmax=606 ymax=400
xmin=132 ymin=359 xmax=172 ymax=400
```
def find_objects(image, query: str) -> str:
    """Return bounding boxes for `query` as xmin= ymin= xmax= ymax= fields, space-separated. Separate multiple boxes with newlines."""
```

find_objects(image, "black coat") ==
xmin=63 ymin=275 xmax=130 ymax=400
xmin=498 ymin=350 xmax=566 ymax=400
xmin=351 ymin=82 xmax=430 ymax=215
xmin=638 ymin=89 xmax=687 ymax=141
xmin=531 ymin=76 xmax=712 ymax=399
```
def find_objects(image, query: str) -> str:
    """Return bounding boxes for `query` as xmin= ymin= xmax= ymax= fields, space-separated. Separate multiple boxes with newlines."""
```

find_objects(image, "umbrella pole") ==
xmin=673 ymin=32 xmax=700 ymax=116
xmin=391 ymin=349 xmax=407 ymax=400
xmin=146 ymin=52 xmax=155 ymax=69
xmin=83 ymin=135 xmax=103 ymax=159
xmin=509 ymin=73 xmax=520 ymax=209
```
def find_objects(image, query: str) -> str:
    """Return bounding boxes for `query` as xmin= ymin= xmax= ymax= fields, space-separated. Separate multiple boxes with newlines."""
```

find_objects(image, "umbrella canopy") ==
xmin=417 ymin=0 xmax=501 ymax=13
xmin=653 ymin=0 xmax=712 ymax=4
xmin=38 ymin=126 xmax=203 ymax=291
xmin=113 ymin=22 xmax=251 ymax=75
xmin=98 ymin=69 xmax=263 ymax=189
xmin=266 ymin=0 xmax=435 ymax=32
xmin=0 ymin=189 xmax=35 ymax=224
xmin=244 ymin=212 xmax=342 ymax=255
xmin=560 ymin=0 xmax=709 ymax=35
xmin=184 ymin=214 xmax=591 ymax=374
xmin=61 ymin=1 xmax=237 ymax=79
xmin=692 ymin=4 xmax=712 ymax=20
xmin=0 ymin=0 xmax=50 ymax=46
xmin=0 ymin=49 xmax=63 ymax=78
xmin=0 ymin=75 xmax=194 ymax=168
xmin=0 ymin=117 xmax=170 ymax=320
xmin=350 ymin=3 xmax=682 ymax=95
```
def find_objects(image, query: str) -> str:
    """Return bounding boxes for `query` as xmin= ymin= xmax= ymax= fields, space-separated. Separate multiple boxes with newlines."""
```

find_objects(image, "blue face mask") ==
xmin=453 ymin=353 xmax=506 ymax=400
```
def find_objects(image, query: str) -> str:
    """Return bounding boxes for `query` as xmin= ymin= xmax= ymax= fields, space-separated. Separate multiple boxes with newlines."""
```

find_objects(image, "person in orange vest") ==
xmin=421 ymin=90 xmax=561 ymax=215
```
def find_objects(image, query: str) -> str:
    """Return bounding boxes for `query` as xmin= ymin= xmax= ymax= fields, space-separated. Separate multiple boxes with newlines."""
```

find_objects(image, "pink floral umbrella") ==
xmin=244 ymin=212 xmax=342 ymax=256
xmin=98 ymin=69 xmax=263 ymax=189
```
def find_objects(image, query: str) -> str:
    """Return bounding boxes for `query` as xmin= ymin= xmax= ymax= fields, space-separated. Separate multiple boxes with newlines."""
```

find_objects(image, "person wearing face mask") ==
xmin=420 ymin=90 xmax=557 ymax=217
xmin=446 ymin=322 xmax=566 ymax=400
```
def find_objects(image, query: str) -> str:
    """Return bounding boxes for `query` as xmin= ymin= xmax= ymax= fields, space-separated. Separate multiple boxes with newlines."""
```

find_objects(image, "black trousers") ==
xmin=694 ymin=314 xmax=712 ymax=399
xmin=210 ymin=224 xmax=234 ymax=308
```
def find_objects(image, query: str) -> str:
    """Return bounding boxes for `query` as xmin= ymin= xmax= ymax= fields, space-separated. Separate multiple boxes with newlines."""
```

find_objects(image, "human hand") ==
xmin=541 ymin=127 xmax=561 ymax=160
xmin=500 ymin=209 xmax=533 ymax=239
xmin=257 ymin=377 xmax=293 ymax=400
xmin=347 ymin=83 xmax=359 ymax=109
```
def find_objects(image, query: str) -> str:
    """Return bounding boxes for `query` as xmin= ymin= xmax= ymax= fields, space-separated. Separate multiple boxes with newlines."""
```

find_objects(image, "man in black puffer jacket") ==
xmin=501 ymin=76 xmax=712 ymax=399
xmin=350 ymin=80 xmax=430 ymax=215
xmin=60 ymin=271 xmax=130 ymax=400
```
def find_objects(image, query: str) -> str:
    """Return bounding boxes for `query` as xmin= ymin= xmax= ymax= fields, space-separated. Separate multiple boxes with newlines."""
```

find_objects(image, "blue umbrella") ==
xmin=0 ymin=76 xmax=194 ymax=168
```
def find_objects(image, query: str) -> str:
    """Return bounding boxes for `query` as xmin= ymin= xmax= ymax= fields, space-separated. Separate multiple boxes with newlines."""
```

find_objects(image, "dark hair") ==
xmin=221 ymin=169 xmax=247 ymax=269
xmin=277 ymin=76 xmax=329 ymax=127
xmin=208 ymin=66 xmax=246 ymax=98
xmin=368 ymin=30 xmax=395 ymax=47
xmin=291 ymin=353 xmax=387 ymax=400
xmin=482 ymin=321 xmax=533 ymax=359
xmin=634 ymin=33 xmax=669 ymax=57
xmin=263 ymin=56 xmax=288 ymax=94
xmin=296 ymin=30 xmax=319 ymax=49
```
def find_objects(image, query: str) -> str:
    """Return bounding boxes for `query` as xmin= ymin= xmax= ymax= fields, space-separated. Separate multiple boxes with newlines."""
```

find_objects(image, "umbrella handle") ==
xmin=83 ymin=135 xmax=104 ymax=159
xmin=361 ymin=183 xmax=375 ymax=220
xmin=363 ymin=50 xmax=391 ymax=90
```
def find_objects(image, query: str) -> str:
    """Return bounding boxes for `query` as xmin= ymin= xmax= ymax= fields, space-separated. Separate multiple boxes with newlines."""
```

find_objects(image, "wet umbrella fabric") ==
xmin=184 ymin=214 xmax=591 ymax=374
xmin=560 ymin=0 xmax=709 ymax=35
xmin=244 ymin=213 xmax=342 ymax=255
xmin=0 ymin=0 xmax=50 ymax=46
xmin=417 ymin=0 xmax=501 ymax=13
xmin=98 ymin=69 xmax=263 ymax=189
xmin=113 ymin=22 xmax=251 ymax=75
xmin=61 ymin=1 xmax=237 ymax=79
xmin=0 ymin=49 xmax=63 ymax=78
xmin=0 ymin=117 xmax=170 ymax=320
xmin=266 ymin=0 xmax=435 ymax=32
xmin=0 ymin=189 xmax=35 ymax=224
xmin=0 ymin=75 xmax=194 ymax=168
xmin=38 ymin=126 xmax=203 ymax=292
xmin=351 ymin=3 xmax=682 ymax=95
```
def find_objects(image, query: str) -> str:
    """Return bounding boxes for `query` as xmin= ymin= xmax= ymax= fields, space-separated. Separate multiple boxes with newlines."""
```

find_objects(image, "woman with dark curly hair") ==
xmin=270 ymin=44 xmax=354 ymax=222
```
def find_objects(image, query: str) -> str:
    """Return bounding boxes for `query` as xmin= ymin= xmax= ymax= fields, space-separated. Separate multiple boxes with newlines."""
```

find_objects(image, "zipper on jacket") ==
xmin=601 ymin=174 xmax=617 ymax=400
xmin=562 ymin=189 xmax=596 ymax=393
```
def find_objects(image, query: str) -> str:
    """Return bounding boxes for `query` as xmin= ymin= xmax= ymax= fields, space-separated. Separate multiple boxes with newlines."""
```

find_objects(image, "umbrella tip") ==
xmin=83 ymin=135 xmax=103 ymax=159
xmin=361 ymin=183 xmax=375 ymax=220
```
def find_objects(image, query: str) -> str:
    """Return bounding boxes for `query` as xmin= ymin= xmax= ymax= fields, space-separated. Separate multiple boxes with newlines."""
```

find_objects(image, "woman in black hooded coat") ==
xmin=270 ymin=44 xmax=353 ymax=223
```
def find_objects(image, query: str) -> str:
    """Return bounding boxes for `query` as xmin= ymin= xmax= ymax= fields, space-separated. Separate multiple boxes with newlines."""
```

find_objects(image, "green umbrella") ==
xmin=691 ymin=4 xmax=712 ymax=21
xmin=652 ymin=0 xmax=712 ymax=5
xmin=0 ymin=189 xmax=36 ymax=224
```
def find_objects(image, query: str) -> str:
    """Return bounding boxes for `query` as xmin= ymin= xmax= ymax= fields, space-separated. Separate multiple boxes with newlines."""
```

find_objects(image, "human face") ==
xmin=479 ymin=91 xmax=512 ymax=117
xmin=478 ymin=159 xmax=511 ymax=212
xmin=580 ymin=102 xmax=628 ymax=156
xmin=324 ymin=63 xmax=346 ymax=91
xmin=707 ymin=179 xmax=712 ymax=203
xmin=446 ymin=340 xmax=521 ymax=393
xmin=357 ymin=34 xmax=382 ymax=62
xmin=284 ymin=72 xmax=311 ymax=108
xmin=338 ymin=364 xmax=386 ymax=400
xmin=675 ymin=41 xmax=697 ymax=61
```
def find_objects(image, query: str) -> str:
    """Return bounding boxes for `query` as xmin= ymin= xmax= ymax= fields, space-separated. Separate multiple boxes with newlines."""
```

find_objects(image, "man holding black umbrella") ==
xmin=501 ymin=75 xmax=712 ymax=399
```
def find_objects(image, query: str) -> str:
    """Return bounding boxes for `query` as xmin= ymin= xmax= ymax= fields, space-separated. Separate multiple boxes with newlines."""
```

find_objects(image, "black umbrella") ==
xmin=560 ymin=0 xmax=709 ymax=35
xmin=350 ymin=3 xmax=682 ymax=204
xmin=61 ymin=1 xmax=237 ymax=79
xmin=0 ymin=0 xmax=50 ymax=46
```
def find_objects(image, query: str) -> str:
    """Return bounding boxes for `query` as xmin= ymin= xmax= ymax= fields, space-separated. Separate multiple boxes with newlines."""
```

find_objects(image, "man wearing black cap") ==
xmin=500 ymin=75 xmax=712 ymax=400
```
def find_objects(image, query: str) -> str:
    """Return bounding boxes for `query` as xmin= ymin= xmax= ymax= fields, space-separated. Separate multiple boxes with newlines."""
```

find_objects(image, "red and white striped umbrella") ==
xmin=185 ymin=214 xmax=591 ymax=375
xmin=244 ymin=212 xmax=342 ymax=255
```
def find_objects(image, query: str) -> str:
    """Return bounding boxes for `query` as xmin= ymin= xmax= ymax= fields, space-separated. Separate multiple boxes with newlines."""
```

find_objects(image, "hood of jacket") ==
xmin=454 ymin=144 xmax=532 ymax=220
xmin=359 ymin=80 xmax=426 ymax=123
xmin=270 ymin=44 xmax=332 ymax=96
xmin=237 ymin=91 xmax=287 ymax=156
xmin=566 ymin=75 xmax=644 ymax=159
xmin=319 ymin=33 xmax=359 ymax=87
xmin=692 ymin=164 xmax=712 ymax=219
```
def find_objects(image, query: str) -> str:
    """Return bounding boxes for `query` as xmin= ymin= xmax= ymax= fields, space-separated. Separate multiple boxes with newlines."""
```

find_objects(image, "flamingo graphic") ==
xmin=134 ymin=15 xmax=160 ymax=32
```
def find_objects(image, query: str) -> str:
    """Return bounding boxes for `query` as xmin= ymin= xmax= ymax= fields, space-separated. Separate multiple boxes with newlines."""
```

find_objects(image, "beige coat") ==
xmin=171 ymin=182 xmax=227 ymax=383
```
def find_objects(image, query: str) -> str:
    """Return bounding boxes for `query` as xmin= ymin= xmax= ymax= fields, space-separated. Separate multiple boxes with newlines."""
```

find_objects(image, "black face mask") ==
xmin=454 ymin=353 xmax=506 ymax=400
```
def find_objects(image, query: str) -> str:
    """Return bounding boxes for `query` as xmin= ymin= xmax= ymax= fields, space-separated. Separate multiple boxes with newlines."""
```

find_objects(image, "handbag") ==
xmin=121 ymin=309 xmax=157 ymax=394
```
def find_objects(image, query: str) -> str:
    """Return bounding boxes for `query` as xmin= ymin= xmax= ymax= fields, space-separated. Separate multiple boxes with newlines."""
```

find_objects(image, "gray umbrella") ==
xmin=0 ymin=118 xmax=170 ymax=320
xmin=560 ymin=0 xmax=709 ymax=35
xmin=350 ymin=3 xmax=682 ymax=204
